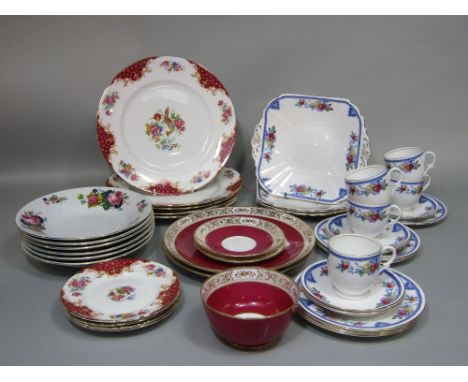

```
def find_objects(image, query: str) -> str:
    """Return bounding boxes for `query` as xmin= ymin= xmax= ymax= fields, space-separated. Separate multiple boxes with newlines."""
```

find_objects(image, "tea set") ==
xmin=14 ymin=56 xmax=446 ymax=346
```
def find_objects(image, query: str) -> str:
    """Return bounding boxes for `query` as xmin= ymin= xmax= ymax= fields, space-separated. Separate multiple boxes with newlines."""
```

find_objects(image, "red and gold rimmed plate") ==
xmin=194 ymin=216 xmax=285 ymax=263
xmin=163 ymin=207 xmax=315 ymax=274
xmin=60 ymin=259 xmax=180 ymax=322
xmin=97 ymin=56 xmax=236 ymax=195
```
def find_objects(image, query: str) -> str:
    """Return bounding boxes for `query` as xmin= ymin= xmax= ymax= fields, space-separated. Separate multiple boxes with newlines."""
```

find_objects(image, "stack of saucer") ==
xmin=251 ymin=94 xmax=370 ymax=217
xmin=396 ymin=194 xmax=447 ymax=227
xmin=96 ymin=56 xmax=240 ymax=219
xmin=16 ymin=187 xmax=154 ymax=267
xmin=60 ymin=259 xmax=181 ymax=332
xmin=106 ymin=168 xmax=242 ymax=219
xmin=296 ymin=259 xmax=426 ymax=337
xmin=163 ymin=207 xmax=315 ymax=277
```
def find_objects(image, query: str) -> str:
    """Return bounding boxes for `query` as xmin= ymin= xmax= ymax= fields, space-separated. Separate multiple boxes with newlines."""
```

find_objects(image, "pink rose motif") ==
xmin=175 ymin=118 xmax=185 ymax=131
xmin=130 ymin=174 xmax=138 ymax=181
xmin=87 ymin=195 xmax=99 ymax=206
xmin=107 ymin=191 xmax=123 ymax=207
xmin=22 ymin=215 xmax=41 ymax=225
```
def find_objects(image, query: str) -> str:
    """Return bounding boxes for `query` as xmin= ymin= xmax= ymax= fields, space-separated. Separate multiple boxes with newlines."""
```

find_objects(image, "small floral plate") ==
xmin=97 ymin=56 xmax=236 ymax=195
xmin=327 ymin=214 xmax=410 ymax=250
xmin=314 ymin=217 xmax=421 ymax=264
xmin=253 ymin=94 xmax=370 ymax=204
xmin=301 ymin=260 xmax=405 ymax=316
xmin=60 ymin=259 xmax=180 ymax=323
xmin=16 ymin=187 xmax=152 ymax=240
xmin=296 ymin=270 xmax=426 ymax=337
xmin=399 ymin=194 xmax=447 ymax=227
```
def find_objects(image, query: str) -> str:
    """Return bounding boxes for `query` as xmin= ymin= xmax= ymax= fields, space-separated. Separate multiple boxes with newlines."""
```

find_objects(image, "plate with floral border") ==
xmin=61 ymin=259 xmax=180 ymax=322
xmin=106 ymin=167 xmax=242 ymax=208
xmin=97 ymin=56 xmax=236 ymax=195
xmin=16 ymin=187 xmax=152 ymax=240
xmin=253 ymin=94 xmax=370 ymax=204
xmin=399 ymin=194 xmax=447 ymax=227
xmin=295 ymin=270 xmax=426 ymax=337
xmin=314 ymin=217 xmax=421 ymax=264
xmin=163 ymin=207 xmax=315 ymax=274
xmin=327 ymin=214 xmax=410 ymax=250
xmin=301 ymin=260 xmax=405 ymax=316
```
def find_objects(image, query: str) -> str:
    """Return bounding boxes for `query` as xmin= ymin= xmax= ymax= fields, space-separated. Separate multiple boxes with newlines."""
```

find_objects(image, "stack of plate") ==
xmin=16 ymin=187 xmax=154 ymax=267
xmin=392 ymin=194 xmax=447 ymax=227
xmin=251 ymin=94 xmax=370 ymax=217
xmin=163 ymin=206 xmax=316 ymax=277
xmin=296 ymin=260 xmax=426 ymax=337
xmin=60 ymin=259 xmax=181 ymax=332
xmin=314 ymin=214 xmax=421 ymax=264
xmin=106 ymin=168 xmax=242 ymax=219
xmin=96 ymin=56 xmax=240 ymax=218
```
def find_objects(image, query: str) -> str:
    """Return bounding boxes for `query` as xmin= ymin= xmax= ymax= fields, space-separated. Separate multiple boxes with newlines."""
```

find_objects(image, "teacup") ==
xmin=328 ymin=234 xmax=396 ymax=298
xmin=345 ymin=165 xmax=402 ymax=205
xmin=384 ymin=147 xmax=436 ymax=184
xmin=391 ymin=178 xmax=427 ymax=211
xmin=347 ymin=199 xmax=401 ymax=238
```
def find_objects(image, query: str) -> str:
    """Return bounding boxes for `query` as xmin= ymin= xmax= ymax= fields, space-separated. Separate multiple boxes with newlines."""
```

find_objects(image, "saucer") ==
xmin=391 ymin=194 xmax=437 ymax=221
xmin=301 ymin=260 xmax=405 ymax=316
xmin=327 ymin=214 xmax=410 ymax=249
xmin=314 ymin=217 xmax=421 ymax=264
xmin=399 ymin=195 xmax=447 ymax=227
xmin=296 ymin=270 xmax=426 ymax=337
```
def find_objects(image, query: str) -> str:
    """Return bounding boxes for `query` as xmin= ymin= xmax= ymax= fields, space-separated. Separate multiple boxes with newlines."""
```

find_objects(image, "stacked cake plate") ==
xmin=163 ymin=207 xmax=316 ymax=277
xmin=60 ymin=259 xmax=181 ymax=332
xmin=106 ymin=168 xmax=242 ymax=219
xmin=296 ymin=261 xmax=426 ymax=337
xmin=252 ymin=94 xmax=370 ymax=217
xmin=97 ymin=56 xmax=240 ymax=217
xmin=16 ymin=187 xmax=154 ymax=267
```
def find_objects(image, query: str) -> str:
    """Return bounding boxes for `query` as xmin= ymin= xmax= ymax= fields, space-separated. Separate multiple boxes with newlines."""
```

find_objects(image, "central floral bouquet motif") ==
xmin=107 ymin=285 xmax=137 ymax=302
xmin=77 ymin=189 xmax=128 ymax=211
xmin=145 ymin=107 xmax=186 ymax=151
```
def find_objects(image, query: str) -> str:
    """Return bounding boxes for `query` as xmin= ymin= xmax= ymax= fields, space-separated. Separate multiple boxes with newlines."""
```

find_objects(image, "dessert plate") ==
xmin=106 ymin=168 xmax=242 ymax=208
xmin=314 ymin=217 xmax=421 ymax=264
xmin=301 ymin=260 xmax=405 ymax=316
xmin=296 ymin=271 xmax=426 ymax=337
xmin=399 ymin=195 xmax=447 ymax=227
xmin=194 ymin=216 xmax=285 ymax=263
xmin=97 ymin=56 xmax=236 ymax=195
xmin=16 ymin=187 xmax=152 ymax=240
xmin=254 ymin=94 xmax=370 ymax=204
xmin=327 ymin=214 xmax=410 ymax=249
xmin=61 ymin=259 xmax=180 ymax=322
xmin=163 ymin=207 xmax=315 ymax=274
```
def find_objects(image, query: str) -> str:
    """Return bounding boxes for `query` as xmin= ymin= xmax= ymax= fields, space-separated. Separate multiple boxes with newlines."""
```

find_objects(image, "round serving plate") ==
xmin=22 ymin=217 xmax=154 ymax=254
xmin=22 ymin=222 xmax=154 ymax=260
xmin=22 ymin=227 xmax=154 ymax=267
xmin=61 ymin=259 xmax=180 ymax=323
xmin=194 ymin=216 xmax=285 ymax=263
xmin=16 ymin=187 xmax=152 ymax=240
xmin=295 ymin=271 xmax=426 ymax=337
xmin=107 ymin=167 xmax=242 ymax=208
xmin=163 ymin=207 xmax=315 ymax=274
xmin=97 ymin=56 xmax=236 ymax=195
xmin=153 ymin=194 xmax=240 ymax=219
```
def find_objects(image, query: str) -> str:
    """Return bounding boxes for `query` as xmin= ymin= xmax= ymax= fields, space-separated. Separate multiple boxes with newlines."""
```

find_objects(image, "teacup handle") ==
xmin=423 ymin=173 xmax=431 ymax=191
xmin=380 ymin=245 xmax=397 ymax=273
xmin=389 ymin=167 xmax=403 ymax=197
xmin=384 ymin=204 xmax=402 ymax=231
xmin=423 ymin=151 xmax=436 ymax=176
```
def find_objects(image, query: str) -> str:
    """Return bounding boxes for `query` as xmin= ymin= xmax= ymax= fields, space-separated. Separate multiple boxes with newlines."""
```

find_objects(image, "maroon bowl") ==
xmin=201 ymin=267 xmax=299 ymax=349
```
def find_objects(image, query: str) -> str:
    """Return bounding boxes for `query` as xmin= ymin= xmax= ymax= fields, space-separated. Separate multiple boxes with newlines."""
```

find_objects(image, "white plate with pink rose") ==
xmin=15 ymin=187 xmax=152 ymax=240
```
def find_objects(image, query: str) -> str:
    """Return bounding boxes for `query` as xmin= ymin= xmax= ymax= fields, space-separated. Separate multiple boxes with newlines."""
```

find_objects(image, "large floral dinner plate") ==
xmin=97 ymin=56 xmax=236 ymax=195
xmin=61 ymin=259 xmax=180 ymax=322
xmin=163 ymin=207 xmax=315 ymax=274
xmin=254 ymin=94 xmax=370 ymax=204
xmin=15 ymin=187 xmax=152 ymax=240
xmin=106 ymin=167 xmax=242 ymax=208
